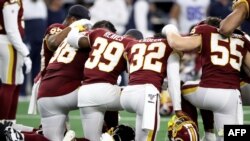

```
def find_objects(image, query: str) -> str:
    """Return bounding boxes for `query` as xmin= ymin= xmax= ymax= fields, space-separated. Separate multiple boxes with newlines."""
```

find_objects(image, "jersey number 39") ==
xmin=85 ymin=37 xmax=124 ymax=72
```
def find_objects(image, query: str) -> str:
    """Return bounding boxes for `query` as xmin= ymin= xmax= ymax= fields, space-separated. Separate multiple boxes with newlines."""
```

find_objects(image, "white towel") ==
xmin=142 ymin=84 xmax=160 ymax=131
xmin=28 ymin=79 xmax=40 ymax=115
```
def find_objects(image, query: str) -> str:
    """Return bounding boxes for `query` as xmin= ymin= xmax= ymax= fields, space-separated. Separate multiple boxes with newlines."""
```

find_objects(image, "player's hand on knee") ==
xmin=69 ymin=19 xmax=93 ymax=32
xmin=100 ymin=133 xmax=114 ymax=141
xmin=23 ymin=56 xmax=32 ymax=74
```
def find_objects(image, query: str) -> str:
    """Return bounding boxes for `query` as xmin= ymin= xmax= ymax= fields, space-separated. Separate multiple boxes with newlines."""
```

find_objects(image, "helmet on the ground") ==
xmin=168 ymin=115 xmax=199 ymax=141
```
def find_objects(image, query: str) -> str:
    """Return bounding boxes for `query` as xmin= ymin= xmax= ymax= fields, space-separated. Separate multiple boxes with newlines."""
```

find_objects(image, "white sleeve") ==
xmin=67 ymin=28 xmax=83 ymax=48
xmin=167 ymin=52 xmax=181 ymax=111
xmin=3 ymin=3 xmax=29 ymax=57
xmin=134 ymin=1 xmax=149 ymax=34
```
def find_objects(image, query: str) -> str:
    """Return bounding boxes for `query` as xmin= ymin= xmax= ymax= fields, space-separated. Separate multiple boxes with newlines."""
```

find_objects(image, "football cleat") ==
xmin=4 ymin=126 xmax=24 ymax=141
xmin=167 ymin=115 xmax=199 ymax=141
xmin=0 ymin=120 xmax=13 ymax=127
xmin=63 ymin=130 xmax=76 ymax=141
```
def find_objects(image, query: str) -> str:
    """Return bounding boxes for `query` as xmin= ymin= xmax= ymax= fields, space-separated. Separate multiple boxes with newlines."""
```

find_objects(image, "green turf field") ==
xmin=16 ymin=101 xmax=250 ymax=140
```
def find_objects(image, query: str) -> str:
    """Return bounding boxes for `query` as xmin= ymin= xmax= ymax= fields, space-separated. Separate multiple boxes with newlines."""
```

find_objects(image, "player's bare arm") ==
xmin=47 ymin=19 xmax=92 ymax=51
xmin=47 ymin=27 xmax=72 ymax=51
xmin=78 ymin=36 xmax=90 ymax=48
xmin=162 ymin=24 xmax=201 ymax=51
xmin=219 ymin=2 xmax=248 ymax=36
xmin=167 ymin=52 xmax=183 ymax=117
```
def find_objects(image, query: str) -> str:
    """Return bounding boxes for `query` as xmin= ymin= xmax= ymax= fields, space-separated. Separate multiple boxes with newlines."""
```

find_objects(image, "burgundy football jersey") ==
xmin=34 ymin=23 xmax=65 ymax=82
xmin=40 ymin=23 xmax=66 ymax=73
xmin=38 ymin=38 xmax=90 ymax=98
xmin=192 ymin=24 xmax=250 ymax=89
xmin=125 ymin=38 xmax=173 ymax=91
xmin=83 ymin=28 xmax=135 ymax=85
xmin=0 ymin=0 xmax=24 ymax=37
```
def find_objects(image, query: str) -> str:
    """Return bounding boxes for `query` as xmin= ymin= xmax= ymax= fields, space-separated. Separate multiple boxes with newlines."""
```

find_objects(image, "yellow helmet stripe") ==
xmin=184 ymin=124 xmax=197 ymax=141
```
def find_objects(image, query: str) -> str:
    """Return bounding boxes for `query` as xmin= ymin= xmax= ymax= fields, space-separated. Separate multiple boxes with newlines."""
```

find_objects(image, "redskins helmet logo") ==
xmin=168 ymin=115 xmax=199 ymax=141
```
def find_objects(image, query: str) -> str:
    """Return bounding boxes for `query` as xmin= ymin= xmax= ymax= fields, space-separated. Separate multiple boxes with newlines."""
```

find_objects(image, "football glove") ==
xmin=23 ymin=56 xmax=32 ymax=74
xmin=69 ymin=19 xmax=93 ymax=32
xmin=100 ymin=133 xmax=114 ymax=141
xmin=232 ymin=0 xmax=246 ymax=10
xmin=4 ymin=126 xmax=24 ymax=141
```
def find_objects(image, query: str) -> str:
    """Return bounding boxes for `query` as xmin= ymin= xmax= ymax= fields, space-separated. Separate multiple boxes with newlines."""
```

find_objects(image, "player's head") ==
xmin=92 ymin=20 xmax=117 ymax=33
xmin=153 ymin=32 xmax=166 ymax=39
xmin=124 ymin=29 xmax=144 ymax=40
xmin=168 ymin=115 xmax=199 ymax=141
xmin=204 ymin=17 xmax=222 ymax=28
xmin=63 ymin=4 xmax=91 ymax=26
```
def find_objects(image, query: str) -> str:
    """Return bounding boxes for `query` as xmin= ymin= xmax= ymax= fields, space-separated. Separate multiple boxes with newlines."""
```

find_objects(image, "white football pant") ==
xmin=120 ymin=84 xmax=160 ymax=141
xmin=0 ymin=35 xmax=24 ymax=85
xmin=183 ymin=85 xmax=243 ymax=141
xmin=78 ymin=83 xmax=123 ymax=141
xmin=37 ymin=89 xmax=78 ymax=141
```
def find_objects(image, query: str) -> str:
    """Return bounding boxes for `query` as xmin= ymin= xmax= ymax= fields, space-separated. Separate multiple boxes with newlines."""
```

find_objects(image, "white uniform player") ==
xmin=169 ymin=0 xmax=210 ymax=34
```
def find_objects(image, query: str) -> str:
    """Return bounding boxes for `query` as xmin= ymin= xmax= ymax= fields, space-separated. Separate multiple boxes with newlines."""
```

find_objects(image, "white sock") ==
xmin=202 ymin=132 xmax=216 ymax=141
